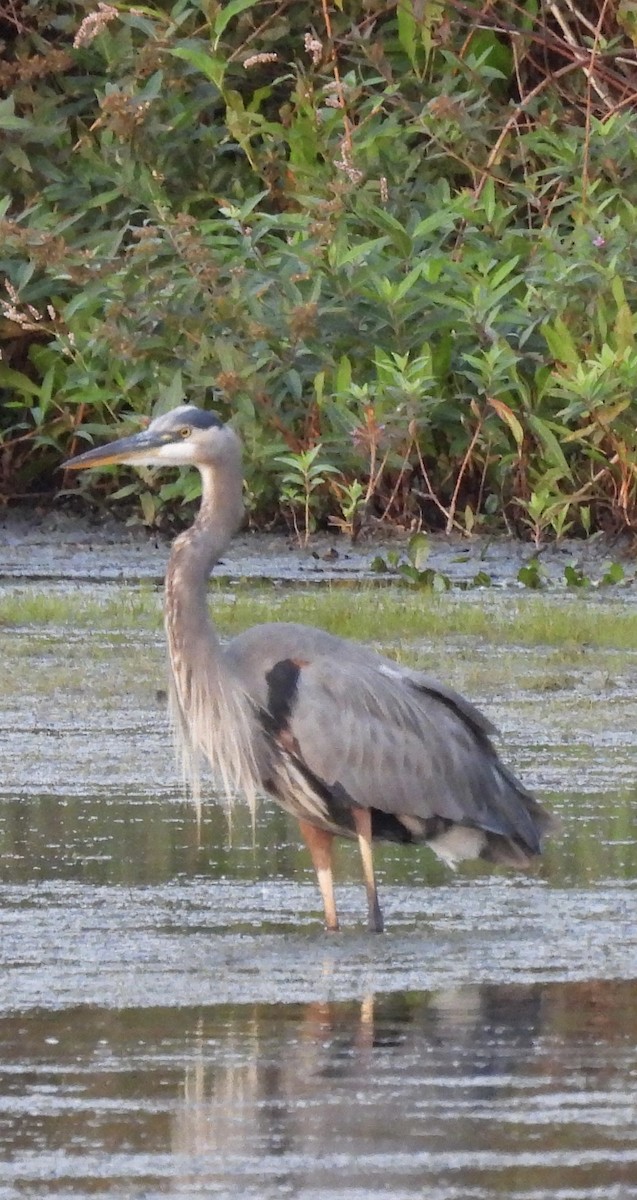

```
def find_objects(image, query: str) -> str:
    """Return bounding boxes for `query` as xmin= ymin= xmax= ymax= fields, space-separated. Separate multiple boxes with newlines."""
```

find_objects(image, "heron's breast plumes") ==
xmin=164 ymin=549 xmax=264 ymax=815
xmin=166 ymin=632 xmax=263 ymax=815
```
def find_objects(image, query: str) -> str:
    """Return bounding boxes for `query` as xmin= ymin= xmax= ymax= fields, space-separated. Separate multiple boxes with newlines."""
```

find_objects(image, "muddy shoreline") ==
xmin=1 ymin=506 xmax=634 ymax=588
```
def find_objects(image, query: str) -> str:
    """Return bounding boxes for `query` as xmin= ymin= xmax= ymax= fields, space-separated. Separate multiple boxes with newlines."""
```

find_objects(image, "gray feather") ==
xmin=226 ymin=621 xmax=551 ymax=862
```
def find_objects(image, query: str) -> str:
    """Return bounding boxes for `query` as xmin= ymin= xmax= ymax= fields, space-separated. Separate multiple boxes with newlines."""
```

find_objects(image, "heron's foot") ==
xmin=367 ymin=901 xmax=385 ymax=934
xmin=325 ymin=919 xmax=340 ymax=934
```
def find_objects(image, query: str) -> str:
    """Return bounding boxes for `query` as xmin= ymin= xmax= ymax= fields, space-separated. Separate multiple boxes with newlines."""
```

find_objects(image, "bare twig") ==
xmin=582 ymin=0 xmax=613 ymax=205
xmin=379 ymin=439 xmax=414 ymax=523
xmin=545 ymin=1 xmax=612 ymax=109
xmin=413 ymin=439 xmax=466 ymax=535
xmin=445 ymin=411 xmax=484 ymax=535
xmin=227 ymin=0 xmax=290 ymax=64
xmin=474 ymin=60 xmax=591 ymax=202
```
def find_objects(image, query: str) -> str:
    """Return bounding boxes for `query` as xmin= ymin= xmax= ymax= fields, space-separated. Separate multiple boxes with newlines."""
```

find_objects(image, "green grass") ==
xmin=0 ymin=587 xmax=163 ymax=630
xmin=227 ymin=587 xmax=637 ymax=650
xmin=1 ymin=582 xmax=637 ymax=651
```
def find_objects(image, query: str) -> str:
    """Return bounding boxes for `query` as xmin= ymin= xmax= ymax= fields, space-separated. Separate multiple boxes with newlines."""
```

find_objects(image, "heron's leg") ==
xmin=298 ymin=818 xmax=339 ymax=932
xmin=353 ymin=807 xmax=384 ymax=933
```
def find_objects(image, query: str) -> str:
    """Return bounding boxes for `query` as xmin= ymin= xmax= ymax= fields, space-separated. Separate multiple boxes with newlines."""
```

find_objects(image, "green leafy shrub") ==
xmin=2 ymin=0 xmax=637 ymax=539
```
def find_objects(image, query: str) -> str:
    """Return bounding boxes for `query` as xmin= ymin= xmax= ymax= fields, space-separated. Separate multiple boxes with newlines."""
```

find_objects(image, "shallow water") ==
xmin=0 ymin=569 xmax=636 ymax=1198
xmin=0 ymin=981 xmax=635 ymax=1200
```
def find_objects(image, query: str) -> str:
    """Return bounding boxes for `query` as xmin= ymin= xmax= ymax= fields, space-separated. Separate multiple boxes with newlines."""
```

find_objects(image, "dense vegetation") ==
xmin=2 ymin=0 xmax=637 ymax=540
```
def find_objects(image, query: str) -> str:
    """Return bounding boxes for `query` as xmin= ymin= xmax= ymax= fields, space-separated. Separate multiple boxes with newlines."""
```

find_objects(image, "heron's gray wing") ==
xmin=228 ymin=621 xmax=497 ymax=740
xmin=274 ymin=655 xmax=541 ymax=850
xmin=387 ymin=665 xmax=498 ymax=738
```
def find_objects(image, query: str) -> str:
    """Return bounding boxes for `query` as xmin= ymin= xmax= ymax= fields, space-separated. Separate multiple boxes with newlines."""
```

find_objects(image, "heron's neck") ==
xmin=165 ymin=461 xmax=243 ymax=648
xmin=163 ymin=453 xmax=261 ymax=808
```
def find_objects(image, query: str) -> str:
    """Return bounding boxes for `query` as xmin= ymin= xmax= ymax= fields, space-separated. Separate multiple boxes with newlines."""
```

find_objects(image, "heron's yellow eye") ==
xmin=179 ymin=426 xmax=191 ymax=439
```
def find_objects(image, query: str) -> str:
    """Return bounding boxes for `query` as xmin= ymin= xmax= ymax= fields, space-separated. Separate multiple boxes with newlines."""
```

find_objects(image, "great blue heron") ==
xmin=64 ymin=404 xmax=554 ymax=933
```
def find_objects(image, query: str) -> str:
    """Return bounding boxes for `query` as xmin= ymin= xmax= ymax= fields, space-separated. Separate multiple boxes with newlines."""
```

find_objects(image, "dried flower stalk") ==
xmin=73 ymin=3 xmax=118 ymax=50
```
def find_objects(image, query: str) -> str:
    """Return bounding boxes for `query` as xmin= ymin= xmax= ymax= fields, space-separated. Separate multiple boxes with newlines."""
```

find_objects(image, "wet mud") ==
xmin=1 ymin=507 xmax=634 ymax=587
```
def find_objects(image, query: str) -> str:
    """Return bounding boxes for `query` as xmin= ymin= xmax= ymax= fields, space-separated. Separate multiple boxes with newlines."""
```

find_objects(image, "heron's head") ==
xmin=63 ymin=404 xmax=240 ymax=473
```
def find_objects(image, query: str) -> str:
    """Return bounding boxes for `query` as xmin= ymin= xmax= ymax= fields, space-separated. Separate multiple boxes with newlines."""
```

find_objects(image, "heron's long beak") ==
xmin=63 ymin=427 xmax=171 ymax=470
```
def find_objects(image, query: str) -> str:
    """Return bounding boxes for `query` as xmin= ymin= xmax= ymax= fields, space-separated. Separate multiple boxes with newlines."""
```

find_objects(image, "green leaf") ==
xmin=407 ymin=531 xmax=430 ymax=571
xmin=393 ymin=263 xmax=424 ymax=302
xmin=518 ymin=561 xmax=545 ymax=589
xmin=170 ymin=46 xmax=225 ymax=89
xmin=334 ymin=355 xmax=352 ymax=394
xmin=329 ymin=237 xmax=390 ymax=268
xmin=275 ymin=454 xmax=303 ymax=472
xmin=488 ymin=396 xmax=524 ymax=450
xmin=465 ymin=28 xmax=513 ymax=79
xmin=397 ymin=0 xmax=419 ymax=68
xmin=367 ymin=207 xmax=413 ymax=257
xmin=6 ymin=145 xmax=32 ymax=173
xmin=313 ymin=371 xmax=325 ymax=406
xmin=482 ymin=176 xmax=496 ymax=223
xmin=0 ymin=97 xmax=29 ymax=131
xmin=431 ymin=570 xmax=451 ymax=593
xmin=212 ymin=0 xmax=260 ymax=46
xmin=611 ymin=274 xmax=627 ymax=310
xmin=489 ymin=256 xmax=520 ymax=288
xmin=527 ymin=414 xmax=572 ymax=479
xmin=0 ymin=366 xmax=40 ymax=397
xmin=110 ymin=482 xmax=139 ymax=500
xmin=614 ymin=303 xmax=634 ymax=353
xmin=600 ymin=562 xmax=625 ymax=586
xmin=284 ymin=368 xmax=303 ymax=401
xmin=564 ymin=564 xmax=588 ymax=588
xmin=420 ymin=0 xmax=445 ymax=58
xmin=140 ymin=491 xmax=158 ymax=526
xmin=542 ymin=318 xmax=580 ymax=370
xmin=412 ymin=211 xmax=459 ymax=241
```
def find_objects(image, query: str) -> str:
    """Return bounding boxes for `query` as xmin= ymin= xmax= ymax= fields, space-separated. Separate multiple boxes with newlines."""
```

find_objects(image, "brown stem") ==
xmin=582 ymin=0 xmax=614 ymax=207
xmin=413 ymin=438 xmax=465 ymax=534
xmin=379 ymin=438 xmax=414 ymax=523
xmin=445 ymin=413 xmax=484 ymax=535
xmin=474 ymin=60 xmax=590 ymax=202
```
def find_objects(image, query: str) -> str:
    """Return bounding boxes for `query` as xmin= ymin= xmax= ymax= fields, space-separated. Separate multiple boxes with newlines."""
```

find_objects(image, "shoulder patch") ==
xmin=265 ymin=658 xmax=302 ymax=733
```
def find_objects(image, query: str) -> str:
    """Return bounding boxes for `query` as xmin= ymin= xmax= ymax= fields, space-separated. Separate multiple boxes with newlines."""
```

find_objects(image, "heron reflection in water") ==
xmin=172 ymin=985 xmax=545 ymax=1175
xmin=64 ymin=405 xmax=554 ymax=932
